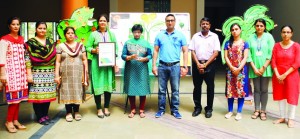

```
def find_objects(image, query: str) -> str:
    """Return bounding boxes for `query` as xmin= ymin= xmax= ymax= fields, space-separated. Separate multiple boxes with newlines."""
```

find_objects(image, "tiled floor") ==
xmin=0 ymin=74 xmax=300 ymax=139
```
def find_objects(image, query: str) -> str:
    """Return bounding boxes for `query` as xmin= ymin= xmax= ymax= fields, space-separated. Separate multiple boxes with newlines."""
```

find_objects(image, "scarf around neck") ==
xmin=25 ymin=38 xmax=56 ymax=65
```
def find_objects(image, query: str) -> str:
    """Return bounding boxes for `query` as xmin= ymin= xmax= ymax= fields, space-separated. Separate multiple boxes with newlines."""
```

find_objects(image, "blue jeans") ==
xmin=157 ymin=63 xmax=181 ymax=112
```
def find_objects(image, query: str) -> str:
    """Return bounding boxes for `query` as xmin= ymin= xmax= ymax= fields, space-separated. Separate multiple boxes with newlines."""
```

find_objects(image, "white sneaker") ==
xmin=225 ymin=112 xmax=233 ymax=119
xmin=235 ymin=113 xmax=242 ymax=121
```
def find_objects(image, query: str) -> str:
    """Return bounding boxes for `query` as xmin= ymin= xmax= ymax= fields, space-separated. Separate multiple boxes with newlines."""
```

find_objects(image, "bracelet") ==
xmin=203 ymin=63 xmax=207 ymax=68
xmin=262 ymin=65 xmax=267 ymax=69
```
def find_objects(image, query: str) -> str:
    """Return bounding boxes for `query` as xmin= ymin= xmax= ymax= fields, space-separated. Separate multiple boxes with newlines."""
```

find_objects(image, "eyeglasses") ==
xmin=281 ymin=31 xmax=292 ymax=34
xmin=165 ymin=20 xmax=175 ymax=23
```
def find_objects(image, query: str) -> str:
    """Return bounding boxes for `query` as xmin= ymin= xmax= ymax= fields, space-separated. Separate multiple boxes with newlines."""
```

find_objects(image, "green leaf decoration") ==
xmin=56 ymin=7 xmax=98 ymax=45
xmin=56 ymin=19 xmax=77 ymax=43
xmin=221 ymin=4 xmax=275 ymax=64
xmin=140 ymin=13 xmax=164 ymax=42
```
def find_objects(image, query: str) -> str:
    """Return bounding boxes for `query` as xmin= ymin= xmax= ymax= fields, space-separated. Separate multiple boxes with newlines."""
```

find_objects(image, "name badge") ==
xmin=256 ymin=51 xmax=263 ymax=56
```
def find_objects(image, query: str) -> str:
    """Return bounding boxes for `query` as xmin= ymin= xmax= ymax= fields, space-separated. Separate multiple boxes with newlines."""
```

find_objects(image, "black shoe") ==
xmin=47 ymin=119 xmax=55 ymax=123
xmin=192 ymin=109 xmax=201 ymax=117
xmin=205 ymin=110 xmax=213 ymax=118
xmin=39 ymin=117 xmax=49 ymax=125
xmin=39 ymin=120 xmax=49 ymax=125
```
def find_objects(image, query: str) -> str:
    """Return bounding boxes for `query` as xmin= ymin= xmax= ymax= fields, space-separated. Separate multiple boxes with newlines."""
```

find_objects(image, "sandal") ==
xmin=5 ymin=122 xmax=17 ymax=133
xmin=13 ymin=121 xmax=26 ymax=130
xmin=273 ymin=118 xmax=285 ymax=124
xmin=251 ymin=111 xmax=260 ymax=119
xmin=74 ymin=113 xmax=82 ymax=121
xmin=128 ymin=111 xmax=136 ymax=118
xmin=66 ymin=113 xmax=73 ymax=122
xmin=97 ymin=109 xmax=104 ymax=118
xmin=139 ymin=111 xmax=146 ymax=118
xmin=260 ymin=111 xmax=267 ymax=121
xmin=104 ymin=108 xmax=111 ymax=117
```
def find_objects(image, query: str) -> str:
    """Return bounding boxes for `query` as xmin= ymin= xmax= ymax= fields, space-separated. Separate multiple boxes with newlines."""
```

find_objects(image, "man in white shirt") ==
xmin=189 ymin=17 xmax=220 ymax=118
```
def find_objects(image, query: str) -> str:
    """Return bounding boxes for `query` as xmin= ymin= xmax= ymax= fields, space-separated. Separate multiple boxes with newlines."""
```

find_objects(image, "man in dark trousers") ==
xmin=189 ymin=17 xmax=220 ymax=118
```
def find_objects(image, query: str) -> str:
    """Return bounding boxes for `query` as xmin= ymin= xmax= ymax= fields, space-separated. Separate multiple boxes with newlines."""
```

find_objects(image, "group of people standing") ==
xmin=0 ymin=13 xmax=299 ymax=133
xmin=191 ymin=17 xmax=299 ymax=128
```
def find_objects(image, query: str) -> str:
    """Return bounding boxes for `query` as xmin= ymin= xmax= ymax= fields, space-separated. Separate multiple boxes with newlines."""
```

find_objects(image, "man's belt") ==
xmin=159 ymin=60 xmax=179 ymax=66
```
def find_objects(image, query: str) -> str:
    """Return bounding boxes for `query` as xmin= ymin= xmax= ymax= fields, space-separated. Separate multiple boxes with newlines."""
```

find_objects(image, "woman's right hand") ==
xmin=254 ymin=68 xmax=262 ymax=76
xmin=231 ymin=67 xmax=240 ymax=76
xmin=92 ymin=48 xmax=99 ymax=54
xmin=131 ymin=54 xmax=138 ymax=60
xmin=27 ymin=74 xmax=33 ymax=83
xmin=54 ymin=77 xmax=61 ymax=85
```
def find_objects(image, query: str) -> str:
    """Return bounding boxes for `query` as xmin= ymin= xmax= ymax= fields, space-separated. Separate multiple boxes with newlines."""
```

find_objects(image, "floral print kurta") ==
xmin=224 ymin=41 xmax=249 ymax=98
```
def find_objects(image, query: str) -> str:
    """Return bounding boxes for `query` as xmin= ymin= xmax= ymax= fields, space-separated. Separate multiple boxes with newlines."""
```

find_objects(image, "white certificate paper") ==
xmin=98 ymin=42 xmax=116 ymax=67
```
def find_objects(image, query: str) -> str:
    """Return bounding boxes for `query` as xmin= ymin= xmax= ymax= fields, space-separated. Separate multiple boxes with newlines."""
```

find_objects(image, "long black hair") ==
xmin=229 ymin=23 xmax=241 ymax=46
xmin=7 ymin=16 xmax=21 ymax=34
xmin=254 ymin=18 xmax=267 ymax=32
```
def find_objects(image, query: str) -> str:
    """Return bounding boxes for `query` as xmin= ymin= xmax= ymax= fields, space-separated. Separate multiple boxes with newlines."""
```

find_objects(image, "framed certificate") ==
xmin=98 ymin=42 xmax=116 ymax=67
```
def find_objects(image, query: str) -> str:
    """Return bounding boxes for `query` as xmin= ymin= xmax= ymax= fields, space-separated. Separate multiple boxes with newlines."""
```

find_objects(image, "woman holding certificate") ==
xmin=121 ymin=24 xmax=152 ymax=118
xmin=86 ymin=14 xmax=118 ymax=118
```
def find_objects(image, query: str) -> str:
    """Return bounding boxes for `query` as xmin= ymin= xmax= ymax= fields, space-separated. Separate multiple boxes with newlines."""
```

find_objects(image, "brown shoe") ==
xmin=13 ymin=121 xmax=26 ymax=130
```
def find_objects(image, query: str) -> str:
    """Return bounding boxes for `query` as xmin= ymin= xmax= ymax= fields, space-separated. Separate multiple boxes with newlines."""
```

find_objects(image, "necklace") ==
xmin=257 ymin=37 xmax=262 ymax=51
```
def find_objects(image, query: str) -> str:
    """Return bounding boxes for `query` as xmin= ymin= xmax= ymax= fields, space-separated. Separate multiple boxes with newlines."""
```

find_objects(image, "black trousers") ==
xmin=65 ymin=104 xmax=80 ymax=113
xmin=192 ymin=61 xmax=216 ymax=111
xmin=32 ymin=102 xmax=50 ymax=120
xmin=88 ymin=60 xmax=112 ymax=110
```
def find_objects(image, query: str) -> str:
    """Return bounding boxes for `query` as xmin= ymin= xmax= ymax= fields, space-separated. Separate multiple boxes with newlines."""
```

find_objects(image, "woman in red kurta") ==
xmin=0 ymin=17 xmax=28 ymax=133
xmin=271 ymin=25 xmax=300 ymax=128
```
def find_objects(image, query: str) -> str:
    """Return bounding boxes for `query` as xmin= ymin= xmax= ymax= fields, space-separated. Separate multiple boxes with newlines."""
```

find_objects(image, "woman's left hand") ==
xmin=277 ymin=74 xmax=287 ymax=84
xmin=258 ymin=67 xmax=265 ymax=75
xmin=137 ymin=57 xmax=148 ymax=62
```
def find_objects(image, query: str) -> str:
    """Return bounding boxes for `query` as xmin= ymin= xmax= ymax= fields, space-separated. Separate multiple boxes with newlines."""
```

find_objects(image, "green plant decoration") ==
xmin=179 ymin=22 xmax=185 ymax=29
xmin=140 ymin=13 xmax=165 ymax=42
xmin=56 ymin=7 xmax=98 ymax=46
xmin=221 ymin=4 xmax=275 ymax=64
